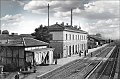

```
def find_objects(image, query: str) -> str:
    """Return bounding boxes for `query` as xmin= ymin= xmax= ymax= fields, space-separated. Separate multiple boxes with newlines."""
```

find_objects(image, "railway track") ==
xmin=97 ymin=46 xmax=118 ymax=79
xmin=37 ymin=45 xmax=114 ymax=79
xmin=85 ymin=46 xmax=118 ymax=79
xmin=64 ymin=46 xmax=114 ymax=79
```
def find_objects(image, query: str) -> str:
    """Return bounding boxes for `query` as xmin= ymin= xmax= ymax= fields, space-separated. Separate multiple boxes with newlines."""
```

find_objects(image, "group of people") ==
xmin=14 ymin=61 xmax=37 ymax=79
xmin=78 ymin=50 xmax=93 ymax=57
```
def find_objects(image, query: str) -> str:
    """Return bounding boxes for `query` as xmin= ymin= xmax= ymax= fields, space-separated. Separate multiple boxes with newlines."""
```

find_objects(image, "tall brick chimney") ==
xmin=71 ymin=9 xmax=72 ymax=26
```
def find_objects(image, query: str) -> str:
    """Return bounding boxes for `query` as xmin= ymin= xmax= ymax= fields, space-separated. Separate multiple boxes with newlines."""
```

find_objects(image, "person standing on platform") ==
xmin=14 ymin=72 xmax=20 ymax=79
xmin=91 ymin=52 xmax=93 ymax=57
xmin=79 ymin=51 xmax=81 ymax=57
xmin=84 ymin=51 xmax=86 ymax=57
xmin=55 ymin=59 xmax=57 ymax=64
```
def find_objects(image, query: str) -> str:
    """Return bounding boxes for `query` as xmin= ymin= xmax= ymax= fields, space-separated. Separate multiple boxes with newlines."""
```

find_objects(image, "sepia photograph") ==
xmin=0 ymin=0 xmax=120 ymax=79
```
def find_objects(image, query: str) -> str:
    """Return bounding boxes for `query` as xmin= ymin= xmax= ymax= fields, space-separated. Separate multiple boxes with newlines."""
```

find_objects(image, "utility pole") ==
xmin=71 ymin=9 xmax=72 ymax=26
xmin=48 ymin=4 xmax=49 ymax=27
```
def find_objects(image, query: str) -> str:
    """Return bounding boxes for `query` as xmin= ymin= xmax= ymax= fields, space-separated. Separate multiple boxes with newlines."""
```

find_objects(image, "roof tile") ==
xmin=49 ymin=24 xmax=88 ymax=34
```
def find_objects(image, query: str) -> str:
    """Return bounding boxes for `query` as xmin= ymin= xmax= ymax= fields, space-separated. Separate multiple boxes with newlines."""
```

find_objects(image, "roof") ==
xmin=0 ymin=34 xmax=19 ymax=40
xmin=0 ymin=35 xmax=49 ymax=47
xmin=48 ymin=23 xmax=88 ymax=34
xmin=23 ymin=37 xmax=49 ymax=47
xmin=89 ymin=35 xmax=105 ymax=41
xmin=48 ymin=24 xmax=64 ymax=31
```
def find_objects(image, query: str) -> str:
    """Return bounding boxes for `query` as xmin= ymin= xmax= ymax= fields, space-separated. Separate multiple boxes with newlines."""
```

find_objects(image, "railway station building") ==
xmin=49 ymin=22 xmax=88 ymax=58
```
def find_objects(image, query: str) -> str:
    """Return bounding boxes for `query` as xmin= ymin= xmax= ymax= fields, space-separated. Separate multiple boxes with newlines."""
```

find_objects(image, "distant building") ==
xmin=48 ymin=23 xmax=88 ymax=58
xmin=20 ymin=34 xmax=35 ymax=38
xmin=88 ymin=35 xmax=106 ymax=49
xmin=11 ymin=33 xmax=18 ymax=35
xmin=0 ymin=35 xmax=54 ymax=70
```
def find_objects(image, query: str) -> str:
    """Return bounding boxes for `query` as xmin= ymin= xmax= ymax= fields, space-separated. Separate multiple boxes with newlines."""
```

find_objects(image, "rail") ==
xmin=85 ymin=46 xmax=116 ymax=79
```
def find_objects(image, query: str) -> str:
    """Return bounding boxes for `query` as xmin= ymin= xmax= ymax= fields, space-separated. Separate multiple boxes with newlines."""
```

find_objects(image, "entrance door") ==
xmin=66 ymin=46 xmax=68 ymax=57
xmin=69 ymin=46 xmax=71 ymax=56
xmin=73 ymin=45 xmax=74 ymax=54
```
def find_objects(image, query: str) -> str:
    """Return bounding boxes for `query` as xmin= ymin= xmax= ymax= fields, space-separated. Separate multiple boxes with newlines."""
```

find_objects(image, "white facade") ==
xmin=63 ymin=31 xmax=87 ymax=57
xmin=34 ymin=49 xmax=54 ymax=65
xmin=26 ymin=47 xmax=54 ymax=65
xmin=50 ymin=30 xmax=88 ymax=58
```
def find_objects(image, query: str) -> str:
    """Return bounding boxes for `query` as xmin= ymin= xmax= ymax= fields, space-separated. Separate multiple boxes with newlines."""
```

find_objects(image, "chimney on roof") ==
xmin=61 ymin=22 xmax=64 ymax=26
xmin=56 ymin=22 xmax=58 ymax=24
xmin=78 ymin=26 xmax=81 ymax=30
xmin=11 ymin=33 xmax=18 ymax=36
xmin=66 ymin=23 xmax=68 ymax=25
xmin=74 ymin=25 xmax=77 ymax=29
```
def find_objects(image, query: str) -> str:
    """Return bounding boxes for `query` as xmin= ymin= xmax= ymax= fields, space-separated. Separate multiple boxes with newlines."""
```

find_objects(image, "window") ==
xmin=82 ymin=35 xmax=83 ymax=40
xmin=80 ymin=35 xmax=82 ymax=40
xmin=75 ymin=35 xmax=77 ymax=40
xmin=73 ymin=45 xmax=74 ymax=54
xmin=66 ymin=34 xmax=67 ymax=40
xmin=82 ymin=44 xmax=83 ymax=50
xmin=66 ymin=46 xmax=68 ymax=54
xmin=73 ymin=35 xmax=74 ymax=40
xmin=50 ymin=34 xmax=53 ymax=40
xmin=81 ymin=35 xmax=82 ymax=40
xmin=69 ymin=34 xmax=71 ymax=40
xmin=75 ymin=45 xmax=77 ymax=53
xmin=78 ymin=35 xmax=79 ymax=40
xmin=80 ymin=35 xmax=81 ymax=40
xmin=69 ymin=46 xmax=71 ymax=56
xmin=84 ymin=44 xmax=86 ymax=49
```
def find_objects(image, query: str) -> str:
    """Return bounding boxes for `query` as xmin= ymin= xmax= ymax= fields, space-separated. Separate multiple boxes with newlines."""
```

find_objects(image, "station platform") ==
xmin=6 ymin=44 xmax=108 ymax=79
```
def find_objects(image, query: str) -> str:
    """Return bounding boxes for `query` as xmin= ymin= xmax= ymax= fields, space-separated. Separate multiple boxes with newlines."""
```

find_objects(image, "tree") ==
xmin=96 ymin=33 xmax=101 ymax=37
xmin=31 ymin=25 xmax=51 ymax=43
xmin=2 ymin=30 xmax=9 ymax=35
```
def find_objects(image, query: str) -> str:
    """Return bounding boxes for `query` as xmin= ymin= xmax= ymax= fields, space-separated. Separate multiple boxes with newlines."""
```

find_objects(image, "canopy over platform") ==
xmin=25 ymin=48 xmax=54 ymax=65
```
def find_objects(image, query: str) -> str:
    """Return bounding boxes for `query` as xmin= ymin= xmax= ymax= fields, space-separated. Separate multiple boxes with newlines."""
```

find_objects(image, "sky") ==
xmin=0 ymin=0 xmax=120 ymax=39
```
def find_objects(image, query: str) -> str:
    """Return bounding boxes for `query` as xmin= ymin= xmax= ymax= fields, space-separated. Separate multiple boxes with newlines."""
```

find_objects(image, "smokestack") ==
xmin=71 ymin=9 xmax=72 ymax=26
xmin=48 ymin=4 xmax=49 ymax=27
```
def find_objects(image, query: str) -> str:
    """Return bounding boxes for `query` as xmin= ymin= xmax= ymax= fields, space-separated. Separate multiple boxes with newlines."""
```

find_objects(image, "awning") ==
xmin=26 ymin=48 xmax=54 ymax=52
